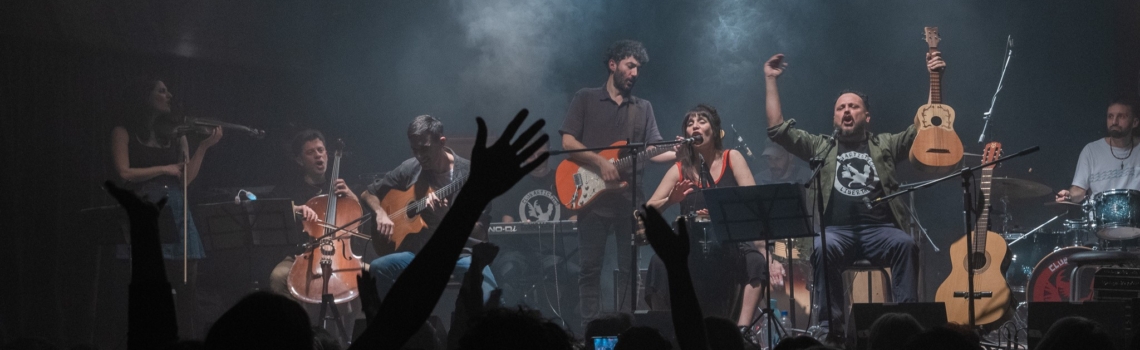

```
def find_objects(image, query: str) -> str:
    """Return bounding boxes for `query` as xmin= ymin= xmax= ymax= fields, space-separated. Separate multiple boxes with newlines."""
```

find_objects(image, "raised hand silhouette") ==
xmin=104 ymin=181 xmax=178 ymax=350
xmin=104 ymin=180 xmax=168 ymax=221
xmin=638 ymin=205 xmax=690 ymax=267
xmin=468 ymin=109 xmax=550 ymax=199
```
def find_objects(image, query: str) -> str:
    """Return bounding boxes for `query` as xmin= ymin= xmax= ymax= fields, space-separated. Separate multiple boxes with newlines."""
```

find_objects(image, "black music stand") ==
xmin=195 ymin=199 xmax=300 ymax=291
xmin=703 ymin=184 xmax=815 ymax=348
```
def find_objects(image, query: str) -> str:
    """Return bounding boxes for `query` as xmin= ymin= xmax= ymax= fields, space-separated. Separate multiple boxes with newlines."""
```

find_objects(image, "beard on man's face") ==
xmin=1108 ymin=127 xmax=1132 ymax=138
xmin=614 ymin=73 xmax=634 ymax=93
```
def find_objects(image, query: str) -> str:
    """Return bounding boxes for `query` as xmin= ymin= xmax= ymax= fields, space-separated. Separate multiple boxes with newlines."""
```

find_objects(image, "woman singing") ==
xmin=110 ymin=78 xmax=222 ymax=336
xmin=644 ymin=104 xmax=784 ymax=330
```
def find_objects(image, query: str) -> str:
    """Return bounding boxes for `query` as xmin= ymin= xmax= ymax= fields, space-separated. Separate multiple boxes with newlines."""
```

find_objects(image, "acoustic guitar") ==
xmin=372 ymin=174 xmax=468 ymax=256
xmin=555 ymin=141 xmax=675 ymax=210
xmin=935 ymin=141 xmax=1011 ymax=326
xmin=910 ymin=27 xmax=964 ymax=172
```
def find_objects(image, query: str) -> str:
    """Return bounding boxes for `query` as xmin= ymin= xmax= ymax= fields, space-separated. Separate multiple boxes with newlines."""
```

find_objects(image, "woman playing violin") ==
xmin=109 ymin=78 xmax=222 ymax=336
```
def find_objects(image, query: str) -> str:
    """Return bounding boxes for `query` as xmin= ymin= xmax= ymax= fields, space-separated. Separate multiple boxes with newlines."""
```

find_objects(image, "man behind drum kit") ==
xmin=1057 ymin=97 xmax=1140 ymax=203
xmin=1056 ymin=96 xmax=1140 ymax=243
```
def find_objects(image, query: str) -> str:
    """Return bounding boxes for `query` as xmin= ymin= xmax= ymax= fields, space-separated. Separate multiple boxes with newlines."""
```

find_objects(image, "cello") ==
xmin=287 ymin=139 xmax=365 ymax=304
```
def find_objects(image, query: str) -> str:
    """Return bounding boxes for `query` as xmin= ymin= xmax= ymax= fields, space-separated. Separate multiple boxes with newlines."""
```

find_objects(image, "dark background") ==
xmin=1 ymin=0 xmax=1137 ymax=347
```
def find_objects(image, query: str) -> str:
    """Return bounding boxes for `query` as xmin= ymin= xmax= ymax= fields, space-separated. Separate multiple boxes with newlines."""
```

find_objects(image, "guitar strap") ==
xmin=623 ymin=99 xmax=647 ymax=157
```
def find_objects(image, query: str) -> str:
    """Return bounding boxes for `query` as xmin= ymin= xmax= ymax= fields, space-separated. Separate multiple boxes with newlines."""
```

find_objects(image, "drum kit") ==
xmin=1002 ymin=182 xmax=1140 ymax=304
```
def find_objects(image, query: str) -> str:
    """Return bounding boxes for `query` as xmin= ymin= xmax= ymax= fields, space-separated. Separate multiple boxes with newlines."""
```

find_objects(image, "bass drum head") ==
xmin=1026 ymin=247 xmax=1095 ymax=302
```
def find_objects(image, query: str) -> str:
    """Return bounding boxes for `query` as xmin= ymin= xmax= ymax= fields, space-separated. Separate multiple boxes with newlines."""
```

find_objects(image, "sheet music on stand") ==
xmin=701 ymin=184 xmax=816 ymax=242
xmin=195 ymin=199 xmax=302 ymax=252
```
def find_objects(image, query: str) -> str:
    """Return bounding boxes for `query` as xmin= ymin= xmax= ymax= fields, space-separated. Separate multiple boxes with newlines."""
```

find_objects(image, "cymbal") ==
xmin=1043 ymin=201 xmax=1083 ymax=217
xmin=991 ymin=177 xmax=1052 ymax=198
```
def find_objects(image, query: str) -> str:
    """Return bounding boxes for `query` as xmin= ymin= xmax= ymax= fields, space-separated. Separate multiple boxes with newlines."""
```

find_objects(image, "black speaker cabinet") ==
xmin=851 ymin=302 xmax=947 ymax=350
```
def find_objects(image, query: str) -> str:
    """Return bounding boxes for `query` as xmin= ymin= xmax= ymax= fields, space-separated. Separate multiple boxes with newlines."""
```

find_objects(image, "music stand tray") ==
xmin=701 ymin=184 xmax=815 ymax=243
xmin=195 ymin=199 xmax=301 ymax=252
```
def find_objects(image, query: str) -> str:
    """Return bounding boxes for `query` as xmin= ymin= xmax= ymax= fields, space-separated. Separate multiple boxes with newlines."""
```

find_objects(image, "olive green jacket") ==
xmin=767 ymin=119 xmax=918 ymax=229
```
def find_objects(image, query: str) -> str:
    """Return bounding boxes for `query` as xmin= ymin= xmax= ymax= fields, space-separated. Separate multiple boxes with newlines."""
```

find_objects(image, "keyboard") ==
xmin=488 ymin=220 xmax=578 ymax=235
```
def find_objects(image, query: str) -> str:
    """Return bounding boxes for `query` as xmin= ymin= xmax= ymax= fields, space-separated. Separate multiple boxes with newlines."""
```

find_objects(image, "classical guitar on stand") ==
xmin=555 ymin=140 xmax=676 ymax=210
xmin=372 ymin=174 xmax=468 ymax=256
xmin=935 ymin=141 xmax=1011 ymax=327
xmin=910 ymin=27 xmax=964 ymax=172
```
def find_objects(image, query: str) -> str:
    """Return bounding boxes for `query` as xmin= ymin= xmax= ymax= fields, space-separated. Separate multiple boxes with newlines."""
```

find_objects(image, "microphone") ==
xmin=829 ymin=128 xmax=839 ymax=143
xmin=863 ymin=197 xmax=874 ymax=209
xmin=234 ymin=189 xmax=257 ymax=204
xmin=682 ymin=134 xmax=704 ymax=144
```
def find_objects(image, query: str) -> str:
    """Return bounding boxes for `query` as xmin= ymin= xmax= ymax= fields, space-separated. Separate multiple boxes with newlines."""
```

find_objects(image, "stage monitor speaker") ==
xmin=1027 ymin=301 xmax=1133 ymax=350
xmin=851 ymin=302 xmax=947 ymax=350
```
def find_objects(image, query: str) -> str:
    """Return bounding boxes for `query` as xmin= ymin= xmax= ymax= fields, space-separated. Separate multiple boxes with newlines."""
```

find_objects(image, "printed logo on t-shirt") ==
xmin=834 ymin=150 xmax=879 ymax=197
xmin=518 ymin=189 xmax=561 ymax=222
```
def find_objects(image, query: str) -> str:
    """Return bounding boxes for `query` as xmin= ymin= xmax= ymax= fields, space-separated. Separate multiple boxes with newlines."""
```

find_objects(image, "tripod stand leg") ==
xmin=321 ymin=294 xmax=351 ymax=345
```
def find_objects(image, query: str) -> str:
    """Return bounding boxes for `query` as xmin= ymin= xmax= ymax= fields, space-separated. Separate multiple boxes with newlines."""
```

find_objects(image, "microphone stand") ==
xmin=804 ymin=131 xmax=837 ymax=336
xmin=549 ymin=137 xmax=691 ymax=313
xmin=978 ymin=35 xmax=1014 ymax=144
xmin=868 ymin=145 xmax=1039 ymax=330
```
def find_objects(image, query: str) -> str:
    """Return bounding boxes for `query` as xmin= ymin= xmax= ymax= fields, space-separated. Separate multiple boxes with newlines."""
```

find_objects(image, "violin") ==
xmin=156 ymin=115 xmax=266 ymax=139
xmin=287 ymin=139 xmax=365 ymax=304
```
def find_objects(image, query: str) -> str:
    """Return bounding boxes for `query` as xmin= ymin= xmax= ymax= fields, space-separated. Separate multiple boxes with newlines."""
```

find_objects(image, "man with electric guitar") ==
xmin=762 ymin=49 xmax=945 ymax=342
xmin=360 ymin=115 xmax=497 ymax=302
xmin=558 ymin=40 xmax=675 ymax=325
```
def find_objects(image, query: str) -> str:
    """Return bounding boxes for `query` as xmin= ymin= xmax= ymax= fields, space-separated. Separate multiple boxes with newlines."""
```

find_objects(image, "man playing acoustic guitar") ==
xmin=360 ymin=115 xmax=497 ymax=302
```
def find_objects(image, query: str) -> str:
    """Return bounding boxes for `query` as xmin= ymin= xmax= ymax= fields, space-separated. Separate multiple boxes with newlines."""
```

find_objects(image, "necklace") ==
xmin=1109 ymin=137 xmax=1135 ymax=169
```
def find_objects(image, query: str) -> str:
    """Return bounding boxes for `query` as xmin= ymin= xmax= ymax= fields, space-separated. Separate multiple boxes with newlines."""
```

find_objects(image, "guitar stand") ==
xmin=868 ymin=145 xmax=1038 ymax=330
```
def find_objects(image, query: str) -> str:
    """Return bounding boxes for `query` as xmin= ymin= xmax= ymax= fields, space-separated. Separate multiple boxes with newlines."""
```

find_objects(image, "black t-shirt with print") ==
xmin=826 ymin=140 xmax=893 ymax=226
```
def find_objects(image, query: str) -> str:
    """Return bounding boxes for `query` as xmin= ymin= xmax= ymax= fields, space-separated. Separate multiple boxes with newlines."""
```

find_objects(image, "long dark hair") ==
xmin=117 ymin=78 xmax=174 ymax=145
xmin=676 ymin=104 xmax=723 ymax=182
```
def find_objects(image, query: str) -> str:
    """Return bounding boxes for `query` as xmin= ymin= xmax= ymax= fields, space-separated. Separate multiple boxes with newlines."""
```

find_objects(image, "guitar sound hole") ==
xmin=931 ymin=116 xmax=943 ymax=126
xmin=969 ymin=252 xmax=987 ymax=270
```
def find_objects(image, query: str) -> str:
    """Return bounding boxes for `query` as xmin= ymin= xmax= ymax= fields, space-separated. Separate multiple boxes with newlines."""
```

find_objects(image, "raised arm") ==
xmin=104 ymin=181 xmax=178 ymax=350
xmin=764 ymin=54 xmax=789 ymax=128
xmin=639 ymin=206 xmax=708 ymax=350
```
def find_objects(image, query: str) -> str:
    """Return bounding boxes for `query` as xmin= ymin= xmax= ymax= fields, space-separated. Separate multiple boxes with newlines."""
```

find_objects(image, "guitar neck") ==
xmin=974 ymin=167 xmax=992 ymax=253
xmin=612 ymin=144 xmax=672 ymax=171
xmin=929 ymin=48 xmax=943 ymax=105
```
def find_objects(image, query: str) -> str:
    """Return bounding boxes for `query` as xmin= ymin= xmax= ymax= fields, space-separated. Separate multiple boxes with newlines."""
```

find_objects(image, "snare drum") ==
xmin=1089 ymin=189 xmax=1140 ymax=240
